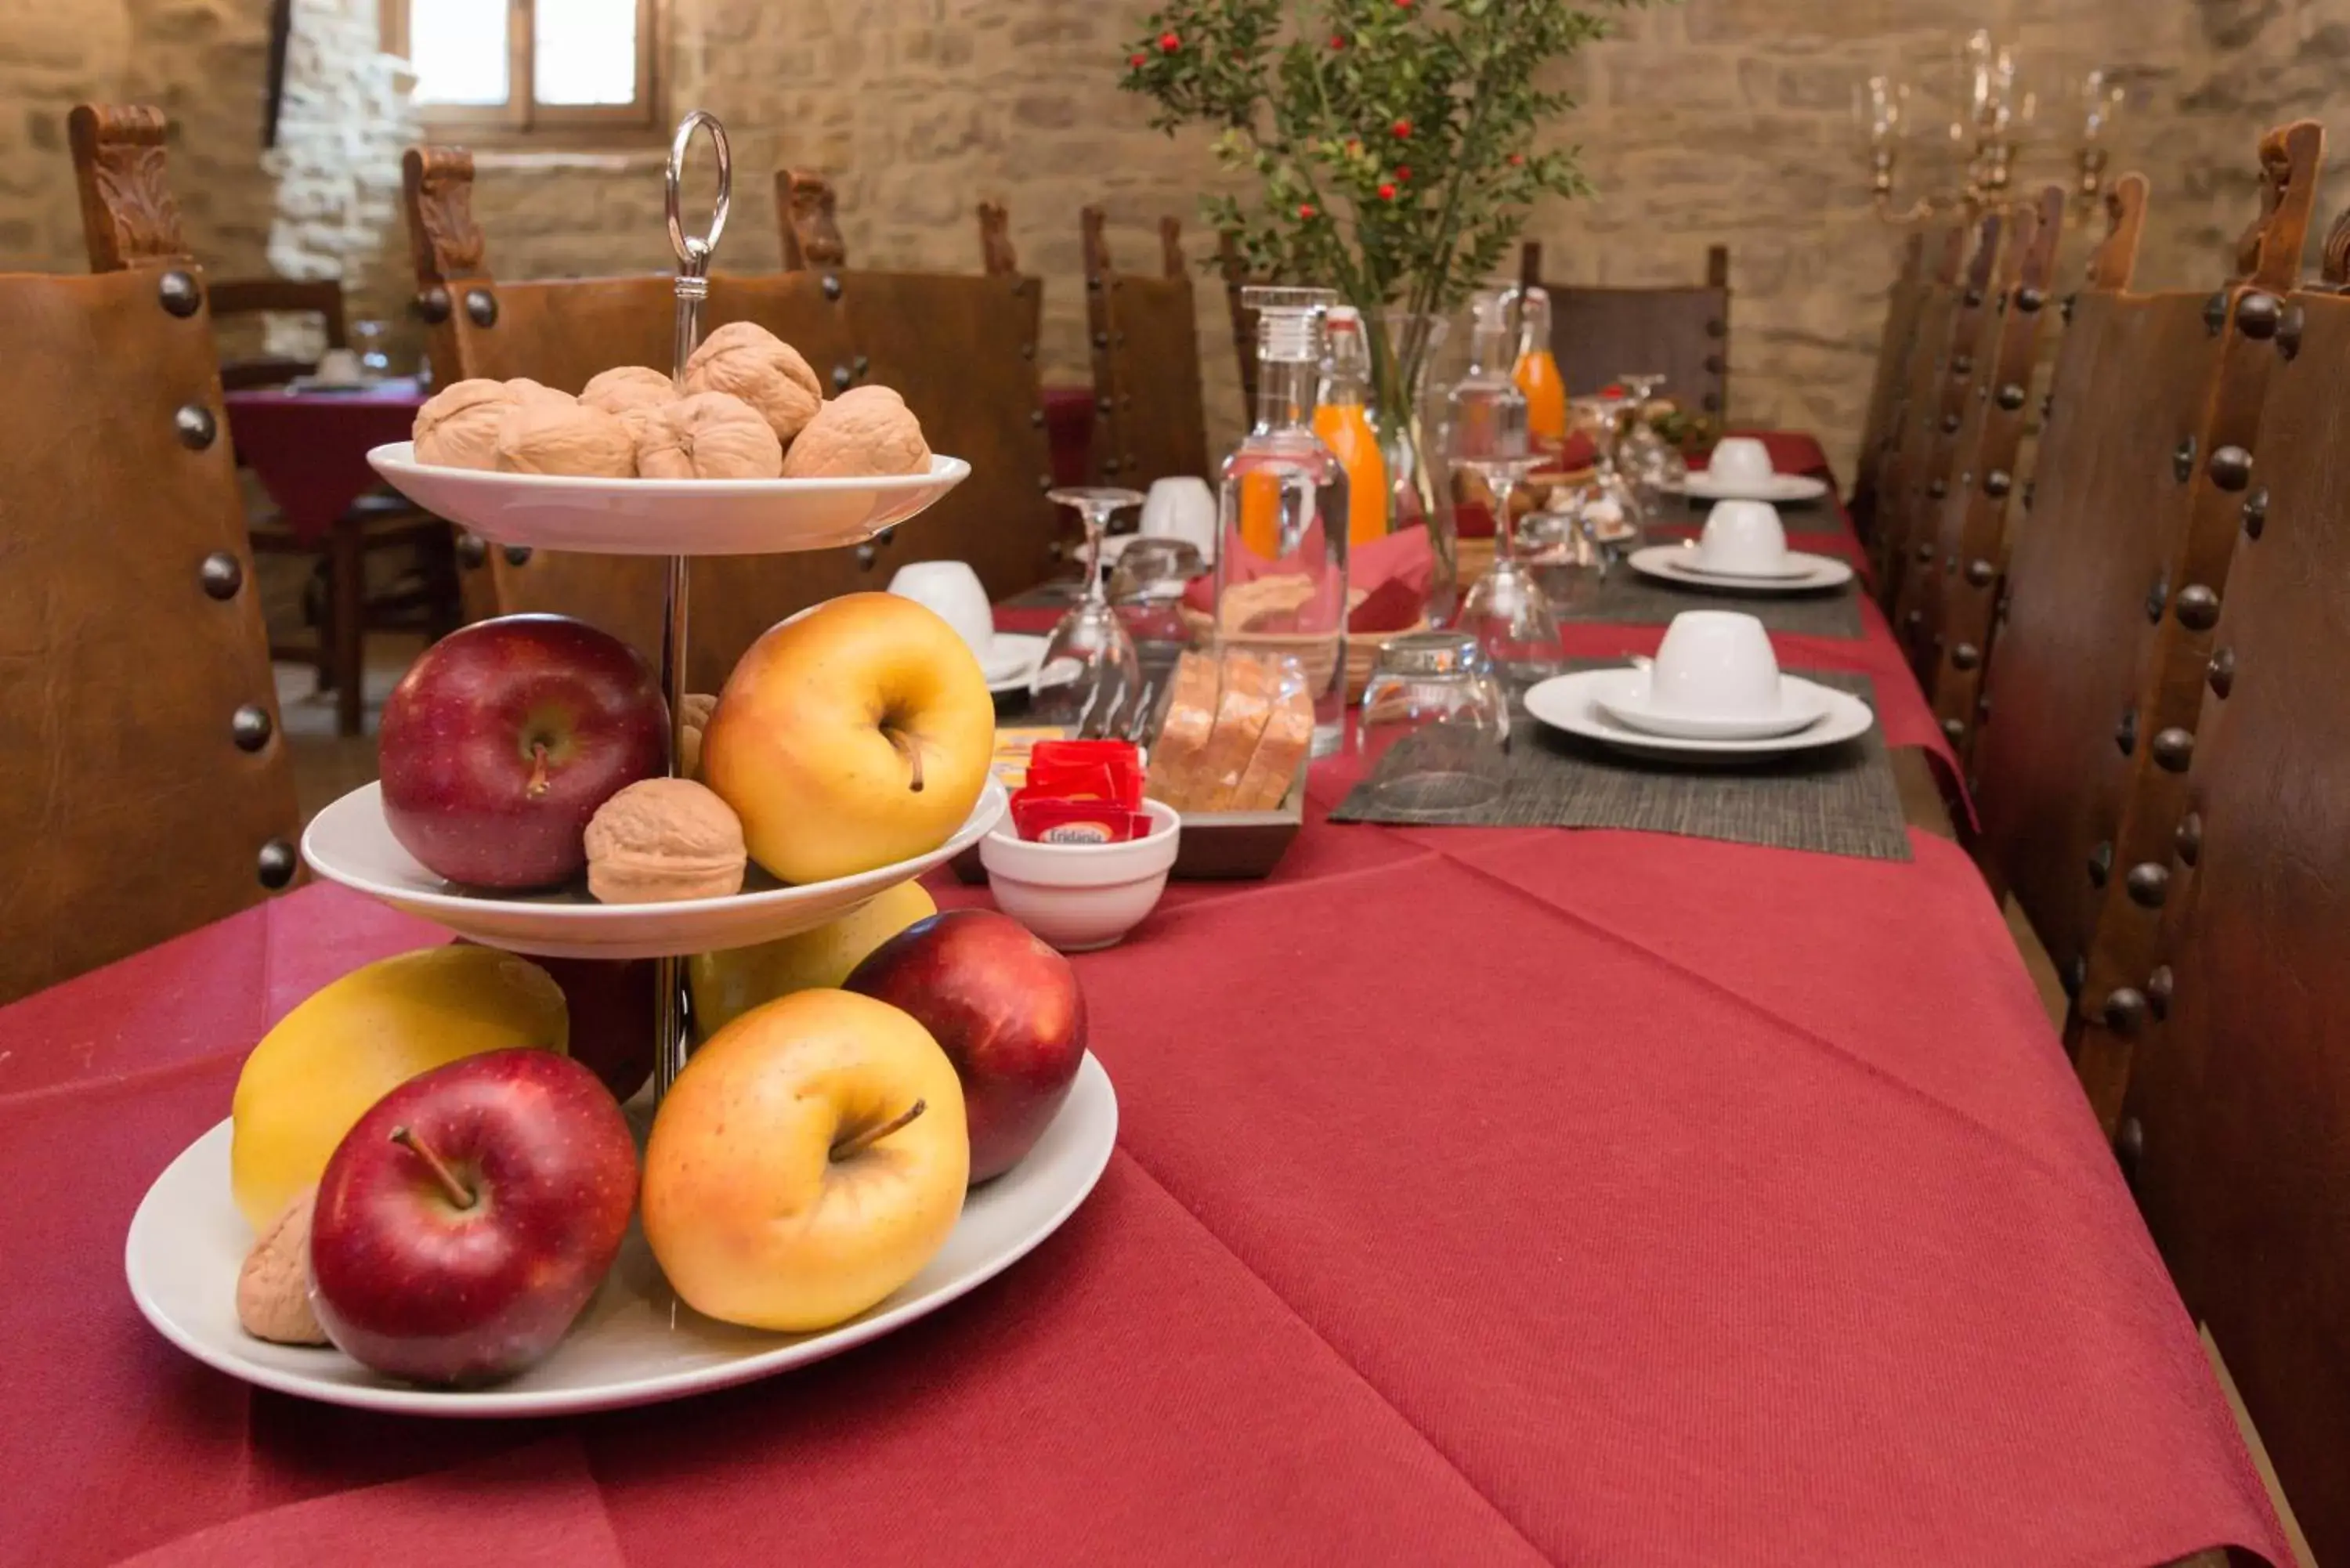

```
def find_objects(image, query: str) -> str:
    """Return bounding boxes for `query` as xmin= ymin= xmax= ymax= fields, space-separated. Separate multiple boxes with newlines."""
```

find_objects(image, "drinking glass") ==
xmin=1358 ymin=630 xmax=1511 ymax=814
xmin=1614 ymin=372 xmax=1687 ymax=501
xmin=1449 ymin=290 xmax=1560 ymax=681
xmin=352 ymin=319 xmax=392 ymax=381
xmin=1108 ymin=537 xmax=1206 ymax=656
xmin=1033 ymin=486 xmax=1145 ymax=733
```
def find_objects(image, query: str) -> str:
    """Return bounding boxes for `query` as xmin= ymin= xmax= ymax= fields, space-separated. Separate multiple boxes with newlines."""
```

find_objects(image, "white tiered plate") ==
xmin=125 ymin=1054 xmax=1117 ymax=1418
xmin=367 ymin=443 xmax=971 ymax=555
xmin=302 ymin=778 xmax=1007 ymax=959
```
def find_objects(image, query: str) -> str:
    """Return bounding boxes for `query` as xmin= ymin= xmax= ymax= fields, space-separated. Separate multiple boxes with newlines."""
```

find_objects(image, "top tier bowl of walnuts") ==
xmin=409 ymin=323 xmax=932 ymax=482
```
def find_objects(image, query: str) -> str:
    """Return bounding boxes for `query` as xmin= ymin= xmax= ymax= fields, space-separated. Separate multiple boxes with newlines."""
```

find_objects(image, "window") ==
xmin=384 ymin=0 xmax=659 ymax=135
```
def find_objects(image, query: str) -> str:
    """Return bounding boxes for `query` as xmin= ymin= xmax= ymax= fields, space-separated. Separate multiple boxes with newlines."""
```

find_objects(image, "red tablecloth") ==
xmin=0 ymin=426 xmax=2284 ymax=1566
xmin=223 ymin=379 xmax=428 ymax=545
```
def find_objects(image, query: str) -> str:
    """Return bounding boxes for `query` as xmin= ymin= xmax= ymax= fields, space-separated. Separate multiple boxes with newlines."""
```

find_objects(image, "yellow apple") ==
xmin=687 ymin=879 xmax=937 ymax=1041
xmin=642 ymin=988 xmax=968 ymax=1332
xmin=702 ymin=593 xmax=993 ymax=885
xmin=230 ymin=946 xmax=568 ymax=1230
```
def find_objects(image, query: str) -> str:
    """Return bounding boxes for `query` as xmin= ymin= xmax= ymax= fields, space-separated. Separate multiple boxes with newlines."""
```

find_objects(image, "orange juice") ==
xmin=1312 ymin=401 xmax=1388 ymax=546
xmin=1514 ymin=346 xmax=1567 ymax=447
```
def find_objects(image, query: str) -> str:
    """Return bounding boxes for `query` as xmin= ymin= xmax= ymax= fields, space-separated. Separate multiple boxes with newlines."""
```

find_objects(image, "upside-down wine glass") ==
xmin=1450 ymin=288 xmax=1560 ymax=681
xmin=1033 ymin=486 xmax=1147 ymax=732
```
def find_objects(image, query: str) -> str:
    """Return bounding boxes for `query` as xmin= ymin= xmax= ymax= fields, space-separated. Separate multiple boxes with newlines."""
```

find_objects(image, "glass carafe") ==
xmin=1509 ymin=286 xmax=1567 ymax=450
xmin=1216 ymin=286 xmax=1349 ymax=755
xmin=1313 ymin=305 xmax=1390 ymax=547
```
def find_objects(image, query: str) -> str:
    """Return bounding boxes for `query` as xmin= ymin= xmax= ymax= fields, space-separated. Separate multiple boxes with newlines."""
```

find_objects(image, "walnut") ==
xmin=581 ymin=366 xmax=678 ymax=418
xmin=584 ymin=777 xmax=747 ymax=903
xmin=635 ymin=392 xmax=783 ymax=480
xmin=494 ymin=398 xmax=637 ymax=479
xmin=780 ymin=385 xmax=932 ymax=479
xmin=237 ymin=1188 xmax=327 ymax=1346
xmin=678 ymin=692 xmax=717 ymax=779
xmin=684 ymin=321 xmax=823 ymax=446
xmin=412 ymin=378 xmax=512 ymax=469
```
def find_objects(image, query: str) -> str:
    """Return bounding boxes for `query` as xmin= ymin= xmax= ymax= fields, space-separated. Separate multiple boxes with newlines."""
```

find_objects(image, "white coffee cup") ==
xmin=1696 ymin=500 xmax=1790 ymax=576
xmin=314 ymin=347 xmax=366 ymax=386
xmin=1648 ymin=610 xmax=1780 ymax=717
xmin=888 ymin=561 xmax=993 ymax=663
xmin=1708 ymin=435 xmax=1774 ymax=486
xmin=1141 ymin=476 xmax=1218 ymax=560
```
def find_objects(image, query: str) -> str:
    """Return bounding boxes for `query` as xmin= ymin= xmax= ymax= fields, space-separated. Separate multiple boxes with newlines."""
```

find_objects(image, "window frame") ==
xmin=381 ymin=0 xmax=662 ymax=139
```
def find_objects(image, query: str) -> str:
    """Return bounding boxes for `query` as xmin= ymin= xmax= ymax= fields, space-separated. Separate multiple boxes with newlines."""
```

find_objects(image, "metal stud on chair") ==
xmin=2124 ymin=862 xmax=2170 ymax=908
xmin=2171 ymin=437 xmax=2197 ymax=482
xmin=2175 ymin=584 xmax=2220 ymax=630
xmin=158 ymin=269 xmax=201 ymax=318
xmin=2242 ymin=487 xmax=2269 ymax=539
xmin=2234 ymin=291 xmax=2281 ymax=338
xmin=230 ymin=704 xmax=273 ymax=753
xmin=2145 ymin=965 xmax=2174 ymax=1022
xmin=256 ymin=839 xmax=298 ymax=890
xmin=463 ymin=288 xmax=497 ymax=327
xmin=2206 ymin=445 xmax=2253 ymax=492
xmin=2175 ymin=812 xmax=2203 ymax=866
xmin=199 ymin=551 xmax=243 ymax=600
xmin=2152 ymin=727 xmax=2194 ymax=772
xmin=174 ymin=404 xmax=216 ymax=451
xmin=2206 ymin=647 xmax=2236 ymax=697
xmin=2088 ymin=840 xmax=2113 ymax=887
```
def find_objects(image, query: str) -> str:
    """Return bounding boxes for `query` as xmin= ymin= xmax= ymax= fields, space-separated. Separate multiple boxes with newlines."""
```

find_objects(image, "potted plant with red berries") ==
xmin=1121 ymin=0 xmax=1643 ymax=591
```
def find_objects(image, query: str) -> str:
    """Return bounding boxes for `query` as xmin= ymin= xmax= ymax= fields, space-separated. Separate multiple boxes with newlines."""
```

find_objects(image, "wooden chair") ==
xmin=1216 ymin=233 xmax=1263 ymax=416
xmin=0 ymin=104 xmax=300 ymax=1005
xmin=198 ymin=272 xmax=458 ymax=734
xmin=1969 ymin=121 xmax=2324 ymax=1017
xmin=2069 ymin=220 xmax=2350 ymax=1567
xmin=1848 ymin=229 xmax=1932 ymax=542
xmin=206 ymin=276 xmax=348 ymax=389
xmin=776 ymin=172 xmax=1064 ymax=594
xmin=1081 ymin=207 xmax=1212 ymax=490
xmin=1892 ymin=186 xmax=2070 ymax=695
xmin=1926 ymin=180 xmax=2145 ymax=765
xmin=1869 ymin=212 xmax=2005 ymax=606
xmin=1517 ymin=241 xmax=1732 ymax=414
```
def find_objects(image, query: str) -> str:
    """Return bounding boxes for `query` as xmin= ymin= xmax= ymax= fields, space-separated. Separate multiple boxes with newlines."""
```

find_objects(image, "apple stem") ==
xmin=830 ymin=1098 xmax=927 ymax=1162
xmin=525 ymin=742 xmax=551 ymax=799
xmin=886 ymin=728 xmax=926 ymax=794
xmin=390 ymin=1125 xmax=478 ymax=1209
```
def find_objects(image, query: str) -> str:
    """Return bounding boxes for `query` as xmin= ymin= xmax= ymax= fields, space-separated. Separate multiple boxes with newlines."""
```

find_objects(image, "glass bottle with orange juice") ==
xmin=1311 ymin=305 xmax=1389 ymax=547
xmin=1510 ymin=286 xmax=1567 ymax=450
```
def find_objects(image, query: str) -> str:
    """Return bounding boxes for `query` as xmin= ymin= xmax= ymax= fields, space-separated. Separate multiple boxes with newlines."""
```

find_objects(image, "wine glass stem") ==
xmin=1491 ymin=477 xmax=1520 ymax=565
xmin=1081 ymin=506 xmax=1109 ymax=607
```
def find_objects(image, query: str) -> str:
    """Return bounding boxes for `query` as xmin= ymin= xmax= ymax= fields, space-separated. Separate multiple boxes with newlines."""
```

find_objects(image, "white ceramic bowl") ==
xmin=980 ymin=800 xmax=1180 ymax=952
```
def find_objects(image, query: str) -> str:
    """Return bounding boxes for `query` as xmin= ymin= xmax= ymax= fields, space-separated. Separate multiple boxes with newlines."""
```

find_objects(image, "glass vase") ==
xmin=1367 ymin=309 xmax=1455 ymax=614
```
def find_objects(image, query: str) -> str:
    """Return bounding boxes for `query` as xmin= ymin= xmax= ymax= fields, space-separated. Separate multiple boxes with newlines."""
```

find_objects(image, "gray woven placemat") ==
xmin=1538 ymin=560 xmax=1863 ymax=638
xmin=1329 ymin=665 xmax=1911 ymax=861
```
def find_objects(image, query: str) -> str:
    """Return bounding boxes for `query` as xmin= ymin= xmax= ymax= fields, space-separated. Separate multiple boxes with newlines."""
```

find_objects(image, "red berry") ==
xmin=1130 ymin=52 xmax=1147 ymax=67
xmin=1159 ymin=31 xmax=1180 ymax=50
xmin=1298 ymin=203 xmax=1318 ymax=220
xmin=1329 ymin=33 xmax=1346 ymax=49
xmin=1394 ymin=164 xmax=1412 ymax=181
xmin=1396 ymin=0 xmax=1413 ymax=9
xmin=1378 ymin=183 xmax=1397 ymax=201
xmin=1603 ymin=383 xmax=1626 ymax=398
xmin=1392 ymin=118 xmax=1412 ymax=139
xmin=1508 ymin=153 xmax=1525 ymax=167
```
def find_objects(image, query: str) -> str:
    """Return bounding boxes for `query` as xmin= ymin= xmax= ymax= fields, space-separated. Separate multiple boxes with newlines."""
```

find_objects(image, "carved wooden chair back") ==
xmin=1217 ymin=232 xmax=1264 ymax=415
xmin=1923 ymin=180 xmax=2143 ymax=763
xmin=204 ymin=276 xmax=350 ymax=389
xmin=1518 ymin=242 xmax=1732 ymax=414
xmin=1081 ymin=208 xmax=1211 ymax=490
xmin=776 ymin=172 xmax=1062 ymax=598
xmin=1871 ymin=226 xmax=1983 ymax=602
xmin=0 ymin=105 xmax=300 ymax=1003
xmin=1849 ymin=229 xmax=1932 ymax=540
xmin=403 ymin=146 xmax=877 ymax=692
xmin=1891 ymin=186 xmax=2069 ymax=688
xmin=2068 ymin=229 xmax=2350 ymax=1568
xmin=1969 ymin=121 xmax=2323 ymax=1015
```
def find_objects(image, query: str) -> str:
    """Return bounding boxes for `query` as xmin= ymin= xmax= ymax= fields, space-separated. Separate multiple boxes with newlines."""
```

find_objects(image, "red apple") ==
xmin=379 ymin=615 xmax=667 ymax=889
xmin=308 ymin=1048 xmax=638 ymax=1386
xmin=456 ymin=941 xmax=657 ymax=1103
xmin=845 ymin=909 xmax=1086 ymax=1182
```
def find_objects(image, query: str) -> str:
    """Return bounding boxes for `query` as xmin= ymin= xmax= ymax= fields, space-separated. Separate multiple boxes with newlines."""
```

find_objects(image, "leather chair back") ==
xmin=1871 ymin=211 xmax=2003 ymax=605
xmin=1931 ymin=179 xmax=2146 ymax=766
xmin=0 ymin=104 xmax=301 ymax=1004
xmin=403 ymin=146 xmax=879 ymax=692
xmin=1082 ymin=208 xmax=1212 ymax=490
xmin=777 ymin=172 xmax=1063 ymax=595
xmin=2079 ymin=239 xmax=2350 ymax=1568
xmin=1849 ymin=229 xmax=1932 ymax=540
xmin=206 ymin=276 xmax=349 ymax=389
xmin=1971 ymin=121 xmax=2323 ymax=1017
xmin=1520 ymin=242 xmax=1733 ymax=414
xmin=1898 ymin=186 xmax=2070 ymax=700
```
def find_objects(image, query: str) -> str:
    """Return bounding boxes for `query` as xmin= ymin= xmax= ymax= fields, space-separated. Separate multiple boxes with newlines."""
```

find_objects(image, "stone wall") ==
xmin=4 ymin=0 xmax=2348 ymax=479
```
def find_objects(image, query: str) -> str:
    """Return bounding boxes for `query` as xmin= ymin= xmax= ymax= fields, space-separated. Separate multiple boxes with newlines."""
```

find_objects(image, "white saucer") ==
xmin=302 ymin=778 xmax=1007 ymax=960
xmin=1672 ymin=472 xmax=1831 ymax=504
xmin=1630 ymin=545 xmax=1854 ymax=594
xmin=1524 ymin=669 xmax=1875 ymax=763
xmin=1595 ymin=671 xmax=1831 ymax=740
xmin=368 ymin=443 xmax=971 ymax=556
xmin=983 ymin=633 xmax=1047 ymax=692
xmin=124 ymin=1055 xmax=1117 ymax=1418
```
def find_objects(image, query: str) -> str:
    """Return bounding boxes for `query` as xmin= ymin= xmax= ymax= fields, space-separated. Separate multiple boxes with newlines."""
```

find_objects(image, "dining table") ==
xmin=222 ymin=378 xmax=430 ymax=547
xmin=0 ymin=435 xmax=2290 ymax=1567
